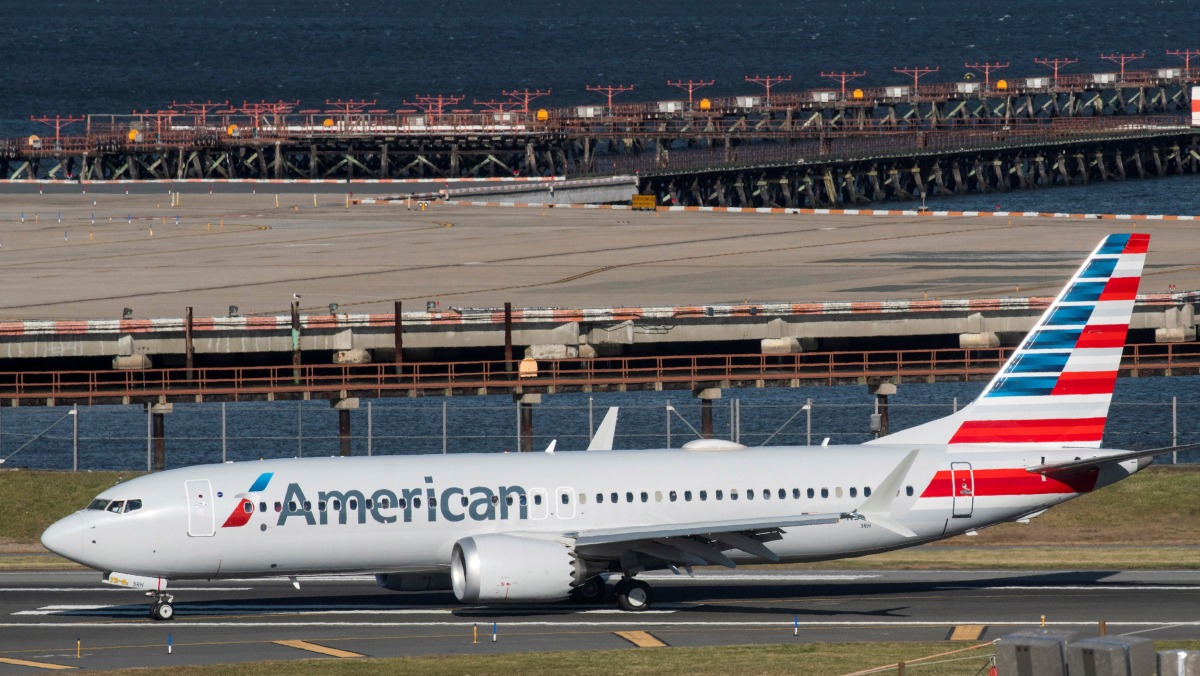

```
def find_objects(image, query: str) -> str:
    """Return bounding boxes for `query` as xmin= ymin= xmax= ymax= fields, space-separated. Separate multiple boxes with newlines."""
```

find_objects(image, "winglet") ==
xmin=854 ymin=449 xmax=919 ymax=538
xmin=544 ymin=439 xmax=557 ymax=455
xmin=586 ymin=407 xmax=619 ymax=451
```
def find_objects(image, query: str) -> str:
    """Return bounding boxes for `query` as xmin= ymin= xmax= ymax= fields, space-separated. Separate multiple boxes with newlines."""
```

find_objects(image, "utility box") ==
xmin=1066 ymin=636 xmax=1154 ymax=676
xmin=1158 ymin=650 xmax=1200 ymax=675
xmin=658 ymin=101 xmax=685 ymax=113
xmin=811 ymin=90 xmax=838 ymax=102
xmin=995 ymin=629 xmax=1081 ymax=676
xmin=405 ymin=115 xmax=427 ymax=128
xmin=575 ymin=106 xmax=602 ymax=118
xmin=956 ymin=82 xmax=981 ymax=94
xmin=1158 ymin=68 xmax=1183 ymax=78
xmin=1025 ymin=77 xmax=1051 ymax=88
xmin=884 ymin=86 xmax=910 ymax=98
xmin=1094 ymin=72 xmax=1118 ymax=84
xmin=735 ymin=96 xmax=761 ymax=108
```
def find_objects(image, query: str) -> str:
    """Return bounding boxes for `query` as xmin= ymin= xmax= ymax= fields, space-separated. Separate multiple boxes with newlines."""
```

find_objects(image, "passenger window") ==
xmin=490 ymin=495 xmax=499 ymax=505
xmin=398 ymin=498 xmax=406 ymax=508
xmin=610 ymin=492 xmax=618 ymax=503
xmin=333 ymin=499 xmax=342 ymax=511
xmin=561 ymin=493 xmax=569 ymax=505
xmin=699 ymin=490 xmax=706 ymax=501
xmin=520 ymin=495 xmax=528 ymax=506
xmin=778 ymin=488 xmax=786 ymax=499
xmin=366 ymin=499 xmax=373 ymax=509
xmin=381 ymin=498 xmax=390 ymax=509
xmin=578 ymin=493 xmax=586 ymax=504
xmin=764 ymin=489 xmax=771 ymax=500
xmin=654 ymin=491 xmax=662 ymax=502
xmin=820 ymin=489 xmax=828 ymax=498
xmin=461 ymin=496 xmax=469 ymax=507
xmin=685 ymin=490 xmax=694 ymax=501
xmin=125 ymin=499 xmax=143 ymax=512
xmin=906 ymin=486 xmax=914 ymax=496
xmin=304 ymin=501 xmax=312 ymax=511
xmin=731 ymin=489 xmax=739 ymax=501
xmin=430 ymin=498 xmax=437 ymax=508
xmin=596 ymin=493 xmax=604 ymax=504
xmin=864 ymin=487 xmax=872 ymax=497
xmin=746 ymin=490 xmax=754 ymax=501
xmin=413 ymin=498 xmax=422 ymax=508
xmin=260 ymin=501 xmax=267 ymax=513
xmin=274 ymin=502 xmax=282 ymax=513
xmin=806 ymin=489 xmax=814 ymax=499
xmin=669 ymin=491 xmax=677 ymax=502
xmin=348 ymin=499 xmax=357 ymax=511
xmin=87 ymin=499 xmax=110 ymax=511
xmin=716 ymin=490 xmax=723 ymax=500
xmin=534 ymin=494 xmax=543 ymax=505
xmin=626 ymin=492 xmax=633 ymax=503
xmin=107 ymin=501 xmax=125 ymax=513
xmin=792 ymin=488 xmax=801 ymax=499
xmin=289 ymin=501 xmax=297 ymax=511
xmin=318 ymin=501 xmax=327 ymax=511
xmin=835 ymin=487 xmax=843 ymax=498
xmin=849 ymin=487 xmax=857 ymax=498
xmin=640 ymin=492 xmax=648 ymax=503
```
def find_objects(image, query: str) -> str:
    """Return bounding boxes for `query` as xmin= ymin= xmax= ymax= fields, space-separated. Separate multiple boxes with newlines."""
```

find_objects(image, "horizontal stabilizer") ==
xmin=1026 ymin=443 xmax=1200 ymax=474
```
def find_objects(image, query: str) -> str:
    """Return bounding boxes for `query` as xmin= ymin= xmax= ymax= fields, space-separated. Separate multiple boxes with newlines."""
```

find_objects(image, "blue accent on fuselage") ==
xmin=1004 ymin=352 xmax=1071 ymax=374
xmin=1062 ymin=281 xmax=1106 ymax=303
xmin=1045 ymin=305 xmax=1094 ymax=326
xmin=1097 ymin=235 xmax=1131 ymax=254
xmin=1079 ymin=258 xmax=1118 ymax=280
xmin=249 ymin=472 xmax=274 ymax=493
xmin=1026 ymin=329 xmax=1082 ymax=351
xmin=986 ymin=375 xmax=1058 ymax=397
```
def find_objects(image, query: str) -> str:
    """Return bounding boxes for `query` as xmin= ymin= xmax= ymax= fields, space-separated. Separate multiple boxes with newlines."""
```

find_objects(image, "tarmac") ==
xmin=1 ymin=569 xmax=1198 ymax=670
xmin=2 ymin=182 xmax=1199 ymax=320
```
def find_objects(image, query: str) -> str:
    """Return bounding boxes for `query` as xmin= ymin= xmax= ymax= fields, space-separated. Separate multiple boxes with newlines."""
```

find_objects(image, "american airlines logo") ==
xmin=221 ymin=472 xmax=274 ymax=528
xmin=276 ymin=476 xmax=530 ymax=527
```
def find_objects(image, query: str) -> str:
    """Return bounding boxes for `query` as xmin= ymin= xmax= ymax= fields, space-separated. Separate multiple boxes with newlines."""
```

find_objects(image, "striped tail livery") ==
xmin=871 ymin=233 xmax=1149 ymax=449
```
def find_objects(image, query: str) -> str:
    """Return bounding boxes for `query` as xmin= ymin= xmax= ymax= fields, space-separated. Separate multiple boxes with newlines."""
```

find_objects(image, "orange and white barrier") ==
xmin=1192 ymin=86 xmax=1200 ymax=127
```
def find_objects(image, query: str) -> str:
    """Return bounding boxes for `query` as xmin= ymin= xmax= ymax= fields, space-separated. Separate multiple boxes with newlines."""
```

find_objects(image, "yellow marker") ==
xmin=149 ymin=228 xmax=153 ymax=237
xmin=77 ymin=638 xmax=81 ymax=659
xmin=89 ymin=231 xmax=93 ymax=241
xmin=219 ymin=218 xmax=224 ymax=230
xmin=34 ymin=214 xmax=38 ymax=223
xmin=207 ymin=222 xmax=211 ymax=231
xmin=345 ymin=194 xmax=350 ymax=209
xmin=275 ymin=194 xmax=280 ymax=208
xmin=313 ymin=194 xmax=318 ymax=208
xmin=473 ymin=624 xmax=478 ymax=644
xmin=1041 ymin=614 xmax=1046 ymax=627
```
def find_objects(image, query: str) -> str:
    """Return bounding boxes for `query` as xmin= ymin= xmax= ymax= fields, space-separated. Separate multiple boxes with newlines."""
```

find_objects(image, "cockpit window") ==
xmin=124 ymin=499 xmax=143 ymax=512
xmin=106 ymin=500 xmax=125 ymax=513
xmin=87 ymin=499 xmax=110 ymax=511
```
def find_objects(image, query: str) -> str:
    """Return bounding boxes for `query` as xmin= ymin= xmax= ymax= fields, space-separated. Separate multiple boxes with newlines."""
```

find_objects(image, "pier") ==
xmin=2 ymin=68 xmax=1198 ymax=206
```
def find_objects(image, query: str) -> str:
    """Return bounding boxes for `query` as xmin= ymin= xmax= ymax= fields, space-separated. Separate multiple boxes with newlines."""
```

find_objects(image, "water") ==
xmin=4 ymin=376 xmax=1198 ymax=471
xmin=1 ymin=0 xmax=1197 ymax=468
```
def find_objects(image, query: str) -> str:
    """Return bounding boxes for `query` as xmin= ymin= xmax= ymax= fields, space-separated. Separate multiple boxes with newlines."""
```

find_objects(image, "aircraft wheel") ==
xmin=614 ymin=578 xmax=653 ymax=612
xmin=151 ymin=601 xmax=175 ymax=621
xmin=573 ymin=576 xmax=607 ymax=603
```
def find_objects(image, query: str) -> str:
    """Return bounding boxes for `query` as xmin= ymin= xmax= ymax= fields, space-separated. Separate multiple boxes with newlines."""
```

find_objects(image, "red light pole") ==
xmin=170 ymin=100 xmax=230 ymax=127
xmin=666 ymin=79 xmax=715 ymax=103
xmin=585 ymin=84 xmax=635 ymax=110
xmin=819 ymin=71 xmax=866 ymax=99
xmin=1034 ymin=57 xmax=1079 ymax=84
xmin=325 ymin=99 xmax=376 ymax=122
xmin=29 ymin=115 xmax=85 ymax=143
xmin=964 ymin=61 xmax=1009 ymax=87
xmin=1166 ymin=49 xmax=1200 ymax=73
xmin=501 ymin=89 xmax=551 ymax=114
xmin=404 ymin=95 xmax=466 ymax=120
xmin=893 ymin=66 xmax=939 ymax=94
xmin=743 ymin=75 xmax=791 ymax=102
xmin=1099 ymin=52 xmax=1145 ymax=80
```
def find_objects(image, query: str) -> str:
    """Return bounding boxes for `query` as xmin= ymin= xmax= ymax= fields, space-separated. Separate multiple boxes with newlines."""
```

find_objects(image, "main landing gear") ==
xmin=571 ymin=575 xmax=655 ymax=611
xmin=147 ymin=591 xmax=175 ymax=621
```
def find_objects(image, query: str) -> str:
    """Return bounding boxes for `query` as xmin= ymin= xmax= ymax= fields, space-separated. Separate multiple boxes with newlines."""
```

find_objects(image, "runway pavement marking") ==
xmin=0 ymin=657 xmax=76 ymax=670
xmin=949 ymin=625 xmax=987 ymax=641
xmin=6 ymin=620 xmax=1200 ymax=629
xmin=614 ymin=630 xmax=667 ymax=648
xmin=935 ymin=586 xmax=1200 ymax=591
xmin=16 ymin=604 xmax=683 ymax=616
xmin=273 ymin=639 xmax=363 ymax=658
xmin=0 ymin=588 xmax=252 ymax=593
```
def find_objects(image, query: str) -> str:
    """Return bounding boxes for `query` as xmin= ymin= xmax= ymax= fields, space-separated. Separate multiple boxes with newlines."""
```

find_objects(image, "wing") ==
xmin=563 ymin=450 xmax=919 ymax=568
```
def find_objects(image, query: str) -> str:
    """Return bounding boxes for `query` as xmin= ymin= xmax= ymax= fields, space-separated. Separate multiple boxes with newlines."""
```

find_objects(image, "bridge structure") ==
xmin=2 ymin=67 xmax=1199 ymax=207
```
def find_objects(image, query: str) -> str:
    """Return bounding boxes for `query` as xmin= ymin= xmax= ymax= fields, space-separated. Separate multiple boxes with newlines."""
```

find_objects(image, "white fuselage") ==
xmin=41 ymin=444 xmax=1140 ymax=580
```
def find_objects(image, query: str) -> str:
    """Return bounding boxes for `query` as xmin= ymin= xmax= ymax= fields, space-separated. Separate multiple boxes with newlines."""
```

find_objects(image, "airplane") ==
xmin=41 ymin=232 xmax=1192 ymax=620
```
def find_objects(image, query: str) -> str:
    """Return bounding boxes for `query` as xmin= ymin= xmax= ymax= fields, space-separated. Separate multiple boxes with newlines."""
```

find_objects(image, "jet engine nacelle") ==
xmin=374 ymin=572 xmax=452 ymax=592
xmin=450 ymin=534 xmax=581 ymax=603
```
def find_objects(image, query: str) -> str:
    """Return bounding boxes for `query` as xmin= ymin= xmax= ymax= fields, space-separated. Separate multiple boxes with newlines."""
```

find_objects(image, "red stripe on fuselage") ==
xmin=221 ymin=499 xmax=253 ymax=528
xmin=1074 ymin=324 xmax=1128 ymax=349
xmin=1098 ymin=276 xmax=1140 ymax=301
xmin=949 ymin=417 xmax=1106 ymax=444
xmin=1051 ymin=370 xmax=1118 ymax=396
xmin=920 ymin=468 xmax=1099 ymax=498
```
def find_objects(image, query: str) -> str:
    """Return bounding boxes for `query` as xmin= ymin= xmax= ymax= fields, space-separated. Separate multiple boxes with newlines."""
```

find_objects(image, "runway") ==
xmin=2 ymin=569 xmax=1198 ymax=670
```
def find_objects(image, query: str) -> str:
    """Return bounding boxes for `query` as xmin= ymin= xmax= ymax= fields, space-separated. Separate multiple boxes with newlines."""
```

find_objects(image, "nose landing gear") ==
xmin=147 ymin=591 xmax=175 ymax=621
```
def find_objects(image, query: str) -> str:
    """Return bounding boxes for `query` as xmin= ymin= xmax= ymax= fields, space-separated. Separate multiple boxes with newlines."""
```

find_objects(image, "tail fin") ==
xmin=868 ymin=233 xmax=1149 ymax=449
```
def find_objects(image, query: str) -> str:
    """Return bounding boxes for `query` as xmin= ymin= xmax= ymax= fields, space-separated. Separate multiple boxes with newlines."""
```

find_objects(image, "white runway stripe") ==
xmin=4 ymin=620 xmax=1200 ymax=629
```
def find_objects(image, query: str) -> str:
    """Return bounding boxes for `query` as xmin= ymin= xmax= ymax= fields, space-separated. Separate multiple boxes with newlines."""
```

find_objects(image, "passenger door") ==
xmin=185 ymin=479 xmax=215 ymax=537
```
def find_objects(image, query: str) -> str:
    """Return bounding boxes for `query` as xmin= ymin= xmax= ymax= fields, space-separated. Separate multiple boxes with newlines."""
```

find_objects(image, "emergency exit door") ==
xmin=950 ymin=462 xmax=974 ymax=518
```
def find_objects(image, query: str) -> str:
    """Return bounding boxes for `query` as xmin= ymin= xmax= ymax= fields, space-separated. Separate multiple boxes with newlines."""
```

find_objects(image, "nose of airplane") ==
xmin=41 ymin=513 xmax=85 ymax=563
